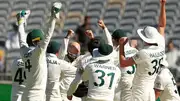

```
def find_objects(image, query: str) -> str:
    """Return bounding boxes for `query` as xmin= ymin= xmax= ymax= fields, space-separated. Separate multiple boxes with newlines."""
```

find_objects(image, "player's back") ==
xmin=85 ymin=59 xmax=121 ymax=101
xmin=22 ymin=47 xmax=47 ymax=100
xmin=156 ymin=68 xmax=180 ymax=101
xmin=132 ymin=45 xmax=165 ymax=101
xmin=46 ymin=53 xmax=62 ymax=101
xmin=11 ymin=58 xmax=26 ymax=101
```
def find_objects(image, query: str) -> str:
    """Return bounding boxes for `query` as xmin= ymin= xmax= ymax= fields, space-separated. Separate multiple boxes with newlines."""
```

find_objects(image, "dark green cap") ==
xmin=26 ymin=29 xmax=44 ymax=46
xmin=47 ymin=41 xmax=60 ymax=54
xmin=98 ymin=43 xmax=113 ymax=55
xmin=112 ymin=29 xmax=127 ymax=40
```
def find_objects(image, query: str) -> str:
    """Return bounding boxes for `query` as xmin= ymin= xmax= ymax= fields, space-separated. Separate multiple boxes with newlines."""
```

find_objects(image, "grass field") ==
xmin=0 ymin=84 xmax=11 ymax=101
xmin=0 ymin=84 xmax=161 ymax=101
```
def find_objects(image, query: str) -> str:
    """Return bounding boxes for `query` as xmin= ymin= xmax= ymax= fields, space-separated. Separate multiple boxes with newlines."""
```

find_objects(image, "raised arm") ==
xmin=40 ymin=2 xmax=62 ymax=50
xmin=58 ymin=29 xmax=74 ymax=59
xmin=119 ymin=37 xmax=136 ymax=67
xmin=158 ymin=0 xmax=166 ymax=36
xmin=98 ymin=20 xmax=113 ymax=46
xmin=67 ymin=65 xmax=89 ymax=100
xmin=17 ymin=10 xmax=31 ymax=56
xmin=17 ymin=10 xmax=30 ymax=48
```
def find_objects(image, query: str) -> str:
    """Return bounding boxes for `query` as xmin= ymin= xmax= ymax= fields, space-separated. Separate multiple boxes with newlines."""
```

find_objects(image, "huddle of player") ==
xmin=10 ymin=0 xmax=180 ymax=101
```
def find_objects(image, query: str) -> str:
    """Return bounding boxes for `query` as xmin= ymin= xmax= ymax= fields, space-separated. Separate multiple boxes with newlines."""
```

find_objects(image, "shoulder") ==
xmin=125 ymin=47 xmax=138 ymax=57
xmin=157 ymin=68 xmax=170 ymax=81
xmin=58 ymin=59 xmax=70 ymax=65
xmin=12 ymin=58 xmax=24 ymax=67
xmin=133 ymin=49 xmax=147 ymax=59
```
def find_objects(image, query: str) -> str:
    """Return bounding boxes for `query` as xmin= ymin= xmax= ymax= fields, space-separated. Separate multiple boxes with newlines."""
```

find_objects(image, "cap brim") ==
xmin=137 ymin=29 xmax=156 ymax=44
xmin=92 ymin=48 xmax=112 ymax=60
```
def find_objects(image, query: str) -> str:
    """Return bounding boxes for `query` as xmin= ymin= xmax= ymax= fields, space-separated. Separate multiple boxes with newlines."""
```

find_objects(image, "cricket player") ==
xmin=154 ymin=64 xmax=180 ymax=101
xmin=60 ymin=30 xmax=102 ymax=101
xmin=58 ymin=29 xmax=74 ymax=60
xmin=154 ymin=0 xmax=180 ymax=100
xmin=98 ymin=19 xmax=138 ymax=101
xmin=72 ymin=32 xmax=105 ymax=100
xmin=17 ymin=3 xmax=61 ymax=101
xmin=119 ymin=26 xmax=166 ymax=101
xmin=67 ymin=43 xmax=121 ymax=101
xmin=46 ymin=41 xmax=78 ymax=101
xmin=11 ymin=58 xmax=26 ymax=101
xmin=59 ymin=41 xmax=82 ymax=101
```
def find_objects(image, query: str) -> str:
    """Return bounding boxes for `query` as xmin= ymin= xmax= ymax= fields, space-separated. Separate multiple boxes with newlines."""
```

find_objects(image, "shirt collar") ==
xmin=46 ymin=53 xmax=57 ymax=58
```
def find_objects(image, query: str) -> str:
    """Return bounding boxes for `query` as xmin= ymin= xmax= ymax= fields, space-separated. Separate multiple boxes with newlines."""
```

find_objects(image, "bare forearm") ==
xmin=158 ymin=1 xmax=166 ymax=35
xmin=159 ymin=2 xmax=166 ymax=27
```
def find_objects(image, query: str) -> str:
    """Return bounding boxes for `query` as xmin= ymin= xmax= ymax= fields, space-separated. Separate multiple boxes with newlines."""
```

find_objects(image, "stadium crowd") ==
xmin=0 ymin=0 xmax=180 ymax=101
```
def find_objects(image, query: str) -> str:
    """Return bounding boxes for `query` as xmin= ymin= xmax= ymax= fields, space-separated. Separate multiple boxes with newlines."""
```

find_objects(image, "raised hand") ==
xmin=51 ymin=2 xmax=62 ymax=19
xmin=16 ymin=10 xmax=30 ymax=25
xmin=85 ymin=30 xmax=94 ymax=39
xmin=98 ymin=19 xmax=106 ymax=29
xmin=119 ymin=37 xmax=128 ymax=45
xmin=160 ymin=0 xmax=166 ymax=3
xmin=66 ymin=29 xmax=74 ymax=39
xmin=67 ymin=95 xmax=72 ymax=100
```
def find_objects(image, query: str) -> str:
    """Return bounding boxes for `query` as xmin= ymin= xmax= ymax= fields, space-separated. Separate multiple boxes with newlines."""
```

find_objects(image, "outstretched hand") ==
xmin=51 ymin=2 xmax=62 ymax=19
xmin=16 ymin=10 xmax=31 ymax=25
xmin=98 ymin=19 xmax=106 ymax=29
xmin=66 ymin=29 xmax=74 ymax=39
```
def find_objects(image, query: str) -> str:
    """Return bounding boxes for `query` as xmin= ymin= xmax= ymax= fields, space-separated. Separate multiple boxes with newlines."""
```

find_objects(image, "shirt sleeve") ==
xmin=102 ymin=27 xmax=113 ymax=46
xmin=81 ymin=64 xmax=89 ymax=81
xmin=58 ymin=38 xmax=69 ymax=59
xmin=132 ymin=50 xmax=148 ymax=64
xmin=18 ymin=23 xmax=30 ymax=57
xmin=39 ymin=18 xmax=56 ymax=51
xmin=154 ymin=75 xmax=164 ymax=90
xmin=61 ymin=61 xmax=77 ymax=77
xmin=67 ymin=70 xmax=82 ymax=96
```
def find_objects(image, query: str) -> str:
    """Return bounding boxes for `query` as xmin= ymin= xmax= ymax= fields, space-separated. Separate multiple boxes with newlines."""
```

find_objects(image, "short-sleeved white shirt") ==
xmin=154 ymin=68 xmax=180 ymax=101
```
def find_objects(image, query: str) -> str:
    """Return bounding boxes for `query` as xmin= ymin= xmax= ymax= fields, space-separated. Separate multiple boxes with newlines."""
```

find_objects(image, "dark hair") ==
xmin=88 ymin=37 xmax=104 ymax=55
xmin=167 ymin=39 xmax=173 ymax=45
xmin=84 ymin=16 xmax=90 ymax=21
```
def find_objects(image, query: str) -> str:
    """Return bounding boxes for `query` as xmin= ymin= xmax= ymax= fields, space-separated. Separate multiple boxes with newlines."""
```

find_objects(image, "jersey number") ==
xmin=93 ymin=70 xmax=115 ymax=89
xmin=127 ymin=65 xmax=136 ymax=74
xmin=25 ymin=59 xmax=32 ymax=72
xmin=14 ymin=68 xmax=26 ymax=85
xmin=148 ymin=58 xmax=163 ymax=75
xmin=171 ymin=78 xmax=179 ymax=94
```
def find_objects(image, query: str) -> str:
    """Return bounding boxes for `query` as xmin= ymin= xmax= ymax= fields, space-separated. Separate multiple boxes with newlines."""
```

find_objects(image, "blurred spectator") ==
xmin=75 ymin=16 xmax=92 ymax=54
xmin=166 ymin=39 xmax=180 ymax=68
xmin=5 ymin=23 xmax=20 ymax=50
xmin=0 ymin=50 xmax=5 ymax=72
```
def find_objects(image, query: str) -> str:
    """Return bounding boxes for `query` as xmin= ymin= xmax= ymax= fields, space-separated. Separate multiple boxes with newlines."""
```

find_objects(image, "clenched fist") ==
xmin=66 ymin=29 xmax=74 ymax=39
xmin=160 ymin=0 xmax=166 ymax=3
xmin=98 ymin=20 xmax=106 ymax=29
